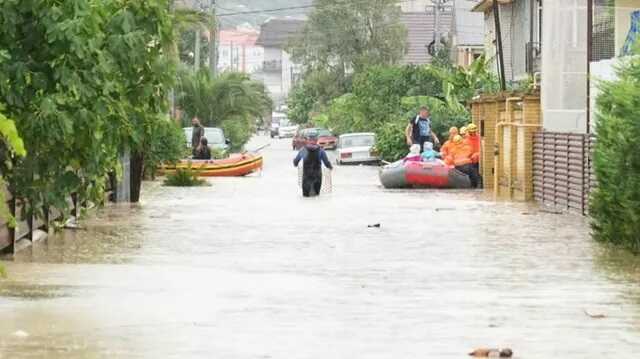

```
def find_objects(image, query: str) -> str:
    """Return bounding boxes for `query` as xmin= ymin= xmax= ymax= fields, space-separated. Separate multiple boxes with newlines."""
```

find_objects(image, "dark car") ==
xmin=292 ymin=128 xmax=337 ymax=150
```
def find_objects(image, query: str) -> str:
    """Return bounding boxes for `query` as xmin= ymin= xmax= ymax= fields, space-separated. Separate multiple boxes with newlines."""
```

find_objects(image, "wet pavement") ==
xmin=0 ymin=136 xmax=639 ymax=358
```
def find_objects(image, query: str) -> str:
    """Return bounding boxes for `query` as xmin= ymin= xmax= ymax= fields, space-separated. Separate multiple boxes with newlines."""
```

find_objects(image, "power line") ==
xmin=217 ymin=0 xmax=415 ymax=17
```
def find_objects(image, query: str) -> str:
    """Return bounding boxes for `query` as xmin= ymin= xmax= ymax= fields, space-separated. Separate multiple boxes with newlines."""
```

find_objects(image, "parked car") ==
xmin=270 ymin=112 xmax=287 ymax=138
xmin=336 ymin=132 xmax=379 ymax=165
xmin=292 ymin=128 xmax=337 ymax=150
xmin=183 ymin=127 xmax=230 ymax=154
xmin=277 ymin=121 xmax=299 ymax=139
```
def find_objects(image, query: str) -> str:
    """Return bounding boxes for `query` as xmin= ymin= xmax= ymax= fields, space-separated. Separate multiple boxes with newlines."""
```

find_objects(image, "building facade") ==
xmin=254 ymin=18 xmax=306 ymax=105
xmin=217 ymin=29 xmax=264 ymax=74
xmin=400 ymin=0 xmax=485 ymax=67
xmin=473 ymin=0 xmax=543 ymax=82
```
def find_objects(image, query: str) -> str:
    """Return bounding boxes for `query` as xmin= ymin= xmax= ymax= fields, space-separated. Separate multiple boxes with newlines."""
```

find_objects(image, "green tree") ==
xmin=286 ymin=0 xmax=407 ymax=125
xmin=0 ymin=0 xmax=181 ymax=217
xmin=176 ymin=68 xmax=272 ymax=149
xmin=591 ymin=55 xmax=640 ymax=253
xmin=287 ymin=70 xmax=348 ymax=124
xmin=289 ymin=0 xmax=407 ymax=75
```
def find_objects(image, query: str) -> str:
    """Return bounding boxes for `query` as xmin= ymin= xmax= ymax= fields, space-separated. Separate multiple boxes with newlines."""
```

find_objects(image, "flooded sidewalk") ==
xmin=0 ymin=136 xmax=639 ymax=358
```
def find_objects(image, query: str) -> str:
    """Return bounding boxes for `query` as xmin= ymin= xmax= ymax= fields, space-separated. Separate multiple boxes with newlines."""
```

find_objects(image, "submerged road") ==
xmin=0 ymin=136 xmax=639 ymax=358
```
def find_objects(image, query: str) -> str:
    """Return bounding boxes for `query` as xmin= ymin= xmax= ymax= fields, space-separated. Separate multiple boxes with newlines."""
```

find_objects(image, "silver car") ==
xmin=183 ymin=127 xmax=230 ymax=153
xmin=336 ymin=132 xmax=380 ymax=165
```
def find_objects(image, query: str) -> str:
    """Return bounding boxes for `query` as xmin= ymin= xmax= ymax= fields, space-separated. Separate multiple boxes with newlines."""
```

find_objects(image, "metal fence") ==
xmin=533 ymin=131 xmax=596 ymax=215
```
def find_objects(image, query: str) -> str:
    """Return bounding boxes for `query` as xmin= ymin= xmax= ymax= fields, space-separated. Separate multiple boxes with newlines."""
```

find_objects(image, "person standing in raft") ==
xmin=405 ymin=106 xmax=440 ymax=152
xmin=293 ymin=131 xmax=333 ymax=197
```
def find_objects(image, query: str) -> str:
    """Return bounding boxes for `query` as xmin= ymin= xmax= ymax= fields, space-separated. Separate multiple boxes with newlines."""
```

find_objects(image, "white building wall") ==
xmin=400 ymin=0 xmax=430 ymax=12
xmin=541 ymin=0 xmax=589 ymax=133
xmin=218 ymin=44 xmax=264 ymax=73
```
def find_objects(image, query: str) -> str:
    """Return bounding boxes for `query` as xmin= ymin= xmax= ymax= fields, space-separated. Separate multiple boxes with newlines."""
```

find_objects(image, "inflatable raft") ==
xmin=159 ymin=153 xmax=263 ymax=177
xmin=379 ymin=160 xmax=471 ymax=189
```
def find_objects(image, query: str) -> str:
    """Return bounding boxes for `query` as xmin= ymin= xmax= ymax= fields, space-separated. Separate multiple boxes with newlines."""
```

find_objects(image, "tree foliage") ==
xmin=286 ymin=0 xmax=407 ymax=125
xmin=289 ymin=0 xmax=407 ymax=75
xmin=309 ymin=56 xmax=498 ymax=161
xmin=176 ymin=68 xmax=272 ymax=150
xmin=0 ymin=0 xmax=180 ymax=218
xmin=591 ymin=56 xmax=640 ymax=253
xmin=287 ymin=70 xmax=348 ymax=124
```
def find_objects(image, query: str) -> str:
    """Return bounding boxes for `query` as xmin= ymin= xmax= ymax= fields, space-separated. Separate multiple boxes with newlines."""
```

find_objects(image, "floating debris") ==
xmin=13 ymin=330 xmax=29 ymax=338
xmin=468 ymin=348 xmax=513 ymax=357
xmin=584 ymin=309 xmax=607 ymax=319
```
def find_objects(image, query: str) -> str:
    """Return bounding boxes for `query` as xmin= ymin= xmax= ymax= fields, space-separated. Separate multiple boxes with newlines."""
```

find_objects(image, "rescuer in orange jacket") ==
xmin=440 ymin=127 xmax=459 ymax=159
xmin=465 ymin=123 xmax=481 ymax=163
xmin=465 ymin=123 xmax=481 ymax=187
xmin=446 ymin=135 xmax=480 ymax=188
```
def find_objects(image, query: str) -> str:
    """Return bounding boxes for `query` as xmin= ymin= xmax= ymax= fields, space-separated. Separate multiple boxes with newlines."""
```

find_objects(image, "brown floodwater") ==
xmin=0 ymin=136 xmax=639 ymax=358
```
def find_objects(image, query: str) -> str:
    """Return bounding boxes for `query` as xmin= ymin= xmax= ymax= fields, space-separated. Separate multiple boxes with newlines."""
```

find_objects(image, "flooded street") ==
xmin=1 ymin=136 xmax=639 ymax=358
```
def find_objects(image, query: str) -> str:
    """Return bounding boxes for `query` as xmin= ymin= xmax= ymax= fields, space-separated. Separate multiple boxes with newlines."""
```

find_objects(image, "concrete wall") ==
xmin=541 ymin=0 xmax=589 ymax=134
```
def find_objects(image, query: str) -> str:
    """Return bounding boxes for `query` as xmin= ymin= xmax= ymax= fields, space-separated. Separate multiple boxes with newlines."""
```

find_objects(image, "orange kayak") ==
xmin=159 ymin=153 xmax=263 ymax=177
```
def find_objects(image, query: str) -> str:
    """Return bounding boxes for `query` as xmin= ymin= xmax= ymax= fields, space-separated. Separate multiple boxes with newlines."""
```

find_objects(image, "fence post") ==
xmin=71 ymin=192 xmax=78 ymax=218
xmin=43 ymin=204 xmax=50 ymax=232
xmin=26 ymin=206 xmax=33 ymax=242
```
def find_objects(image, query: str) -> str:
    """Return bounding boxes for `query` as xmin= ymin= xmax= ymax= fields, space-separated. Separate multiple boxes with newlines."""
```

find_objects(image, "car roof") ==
xmin=339 ymin=132 xmax=375 ymax=138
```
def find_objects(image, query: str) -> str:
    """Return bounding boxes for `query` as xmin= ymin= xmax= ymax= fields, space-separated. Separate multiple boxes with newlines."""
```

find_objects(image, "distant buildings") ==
xmin=399 ymin=0 xmax=485 ymax=67
xmin=217 ymin=28 xmax=263 ymax=73
xmin=254 ymin=18 xmax=306 ymax=105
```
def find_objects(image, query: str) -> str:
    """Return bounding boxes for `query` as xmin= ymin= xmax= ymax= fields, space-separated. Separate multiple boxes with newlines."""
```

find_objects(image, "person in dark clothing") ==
xmin=193 ymin=137 xmax=212 ymax=160
xmin=405 ymin=106 xmax=440 ymax=152
xmin=293 ymin=132 xmax=333 ymax=197
xmin=191 ymin=117 xmax=205 ymax=152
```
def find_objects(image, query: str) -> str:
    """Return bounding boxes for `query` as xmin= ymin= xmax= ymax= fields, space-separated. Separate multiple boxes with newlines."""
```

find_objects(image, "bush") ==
xmin=591 ymin=56 xmax=640 ymax=253
xmin=222 ymin=117 xmax=254 ymax=152
xmin=146 ymin=117 xmax=189 ymax=178
xmin=163 ymin=168 xmax=207 ymax=187
xmin=375 ymin=119 xmax=408 ymax=162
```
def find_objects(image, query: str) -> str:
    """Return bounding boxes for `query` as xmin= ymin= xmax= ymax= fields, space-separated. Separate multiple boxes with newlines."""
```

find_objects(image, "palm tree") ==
xmin=176 ymin=67 xmax=272 ymax=126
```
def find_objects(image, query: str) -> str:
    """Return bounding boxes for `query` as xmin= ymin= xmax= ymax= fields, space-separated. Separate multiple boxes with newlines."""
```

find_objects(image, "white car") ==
xmin=336 ymin=132 xmax=380 ymax=165
xmin=278 ymin=122 xmax=299 ymax=139
xmin=183 ymin=127 xmax=230 ymax=152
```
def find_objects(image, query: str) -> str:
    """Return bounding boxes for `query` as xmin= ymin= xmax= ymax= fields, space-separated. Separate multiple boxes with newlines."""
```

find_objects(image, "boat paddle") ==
xmin=244 ymin=143 xmax=271 ymax=154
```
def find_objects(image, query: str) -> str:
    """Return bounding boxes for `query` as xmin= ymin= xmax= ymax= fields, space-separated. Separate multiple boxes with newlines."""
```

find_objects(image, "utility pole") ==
xmin=208 ymin=0 xmax=218 ymax=75
xmin=428 ymin=0 xmax=452 ymax=56
xmin=492 ymin=0 xmax=507 ymax=91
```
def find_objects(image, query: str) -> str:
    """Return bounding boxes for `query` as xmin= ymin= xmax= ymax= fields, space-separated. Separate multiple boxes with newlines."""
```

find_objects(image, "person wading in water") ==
xmin=293 ymin=131 xmax=333 ymax=197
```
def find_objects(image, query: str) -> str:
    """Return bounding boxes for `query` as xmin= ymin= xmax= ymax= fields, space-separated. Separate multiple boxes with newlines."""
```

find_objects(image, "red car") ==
xmin=292 ymin=128 xmax=337 ymax=150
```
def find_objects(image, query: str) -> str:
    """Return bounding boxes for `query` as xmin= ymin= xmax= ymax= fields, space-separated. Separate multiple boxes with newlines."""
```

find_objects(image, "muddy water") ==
xmin=0 ymin=136 xmax=639 ymax=358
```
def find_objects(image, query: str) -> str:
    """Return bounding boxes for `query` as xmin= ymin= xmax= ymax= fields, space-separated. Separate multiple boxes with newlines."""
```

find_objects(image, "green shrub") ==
xmin=211 ymin=147 xmax=227 ymax=160
xmin=146 ymin=117 xmax=189 ymax=178
xmin=222 ymin=117 xmax=253 ymax=152
xmin=375 ymin=119 xmax=408 ymax=162
xmin=163 ymin=168 xmax=207 ymax=187
xmin=591 ymin=56 xmax=640 ymax=253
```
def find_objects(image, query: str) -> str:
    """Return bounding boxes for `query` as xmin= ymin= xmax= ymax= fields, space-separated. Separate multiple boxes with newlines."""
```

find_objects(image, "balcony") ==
xmin=262 ymin=60 xmax=282 ymax=72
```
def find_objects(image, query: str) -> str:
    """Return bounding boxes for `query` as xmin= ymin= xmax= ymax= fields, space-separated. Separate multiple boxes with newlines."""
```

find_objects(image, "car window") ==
xmin=341 ymin=135 xmax=374 ymax=147
xmin=204 ymin=129 xmax=225 ymax=144
xmin=317 ymin=129 xmax=332 ymax=137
